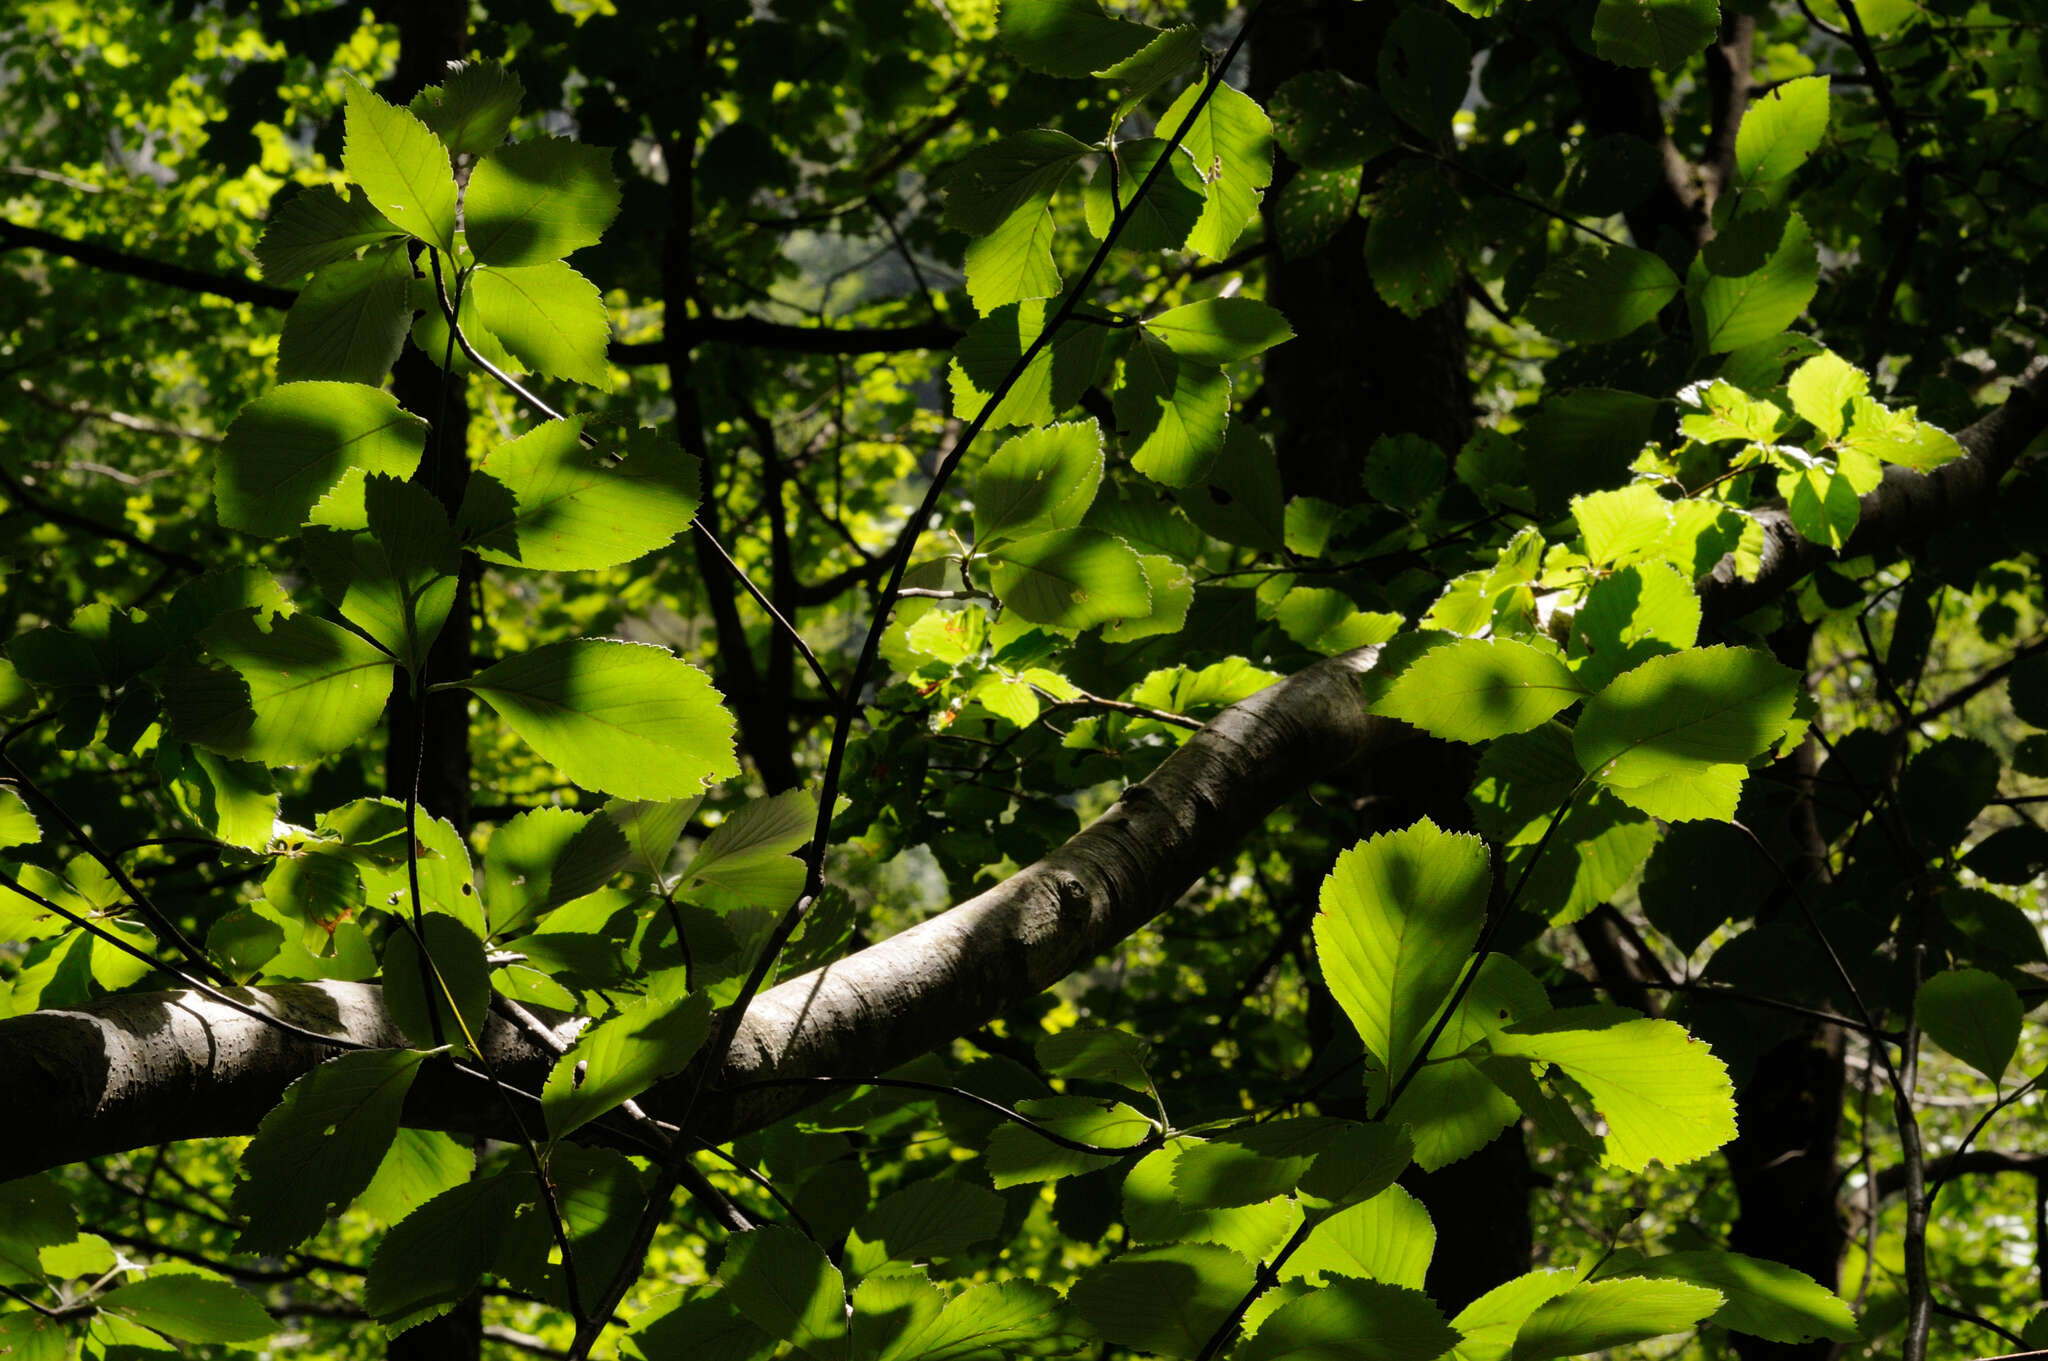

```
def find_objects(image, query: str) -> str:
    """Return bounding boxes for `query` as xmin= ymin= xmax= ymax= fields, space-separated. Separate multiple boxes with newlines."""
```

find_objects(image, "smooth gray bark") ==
xmin=2 ymin=360 xmax=2044 ymax=1179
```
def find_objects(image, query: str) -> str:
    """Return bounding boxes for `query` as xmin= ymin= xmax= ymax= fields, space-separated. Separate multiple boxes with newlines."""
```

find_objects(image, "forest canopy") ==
xmin=2 ymin=1 xmax=2048 ymax=1360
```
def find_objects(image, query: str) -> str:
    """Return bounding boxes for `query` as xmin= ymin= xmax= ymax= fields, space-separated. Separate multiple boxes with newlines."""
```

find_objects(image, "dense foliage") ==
xmin=2 ymin=1 xmax=2047 ymax=1360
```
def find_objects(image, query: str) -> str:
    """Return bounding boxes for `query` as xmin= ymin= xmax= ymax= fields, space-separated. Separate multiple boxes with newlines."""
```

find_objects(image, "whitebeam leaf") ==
xmin=465 ymin=639 xmax=740 ymax=799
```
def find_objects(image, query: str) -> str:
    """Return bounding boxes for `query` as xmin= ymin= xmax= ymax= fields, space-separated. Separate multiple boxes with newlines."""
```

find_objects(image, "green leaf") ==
xmin=1103 ymin=27 xmax=1203 ymax=114
xmin=1839 ymin=395 xmax=1964 ymax=470
xmin=469 ymin=261 xmax=613 ymax=390
xmin=484 ymin=807 xmax=630 ymax=937
xmin=342 ymin=78 xmax=458 ymax=253
xmin=304 ymin=476 xmax=459 ymax=672
xmin=972 ymin=420 xmax=1104 ymax=547
xmin=368 ymin=1174 xmax=524 ymax=1332
xmin=1511 ymin=1277 xmax=1722 ymax=1360
xmin=900 ymin=1281 xmax=1068 ymax=1361
xmin=1313 ymin=819 xmax=1490 ymax=1104
xmin=1785 ymin=463 xmax=1860 ymax=550
xmin=1298 ymin=1124 xmax=1415 ymax=1214
xmin=0 ymin=1176 xmax=80 ymax=1285
xmin=1083 ymin=139 xmax=1207 ymax=252
xmin=98 ymin=1276 xmax=275 ymax=1345
xmin=623 ymin=1290 xmax=774 ymax=1361
xmin=1366 ymin=160 xmax=1467 ymax=316
xmin=214 ymin=382 xmax=427 ymax=538
xmin=1365 ymin=433 xmax=1447 ymax=512
xmin=1590 ymin=0 xmax=1720 ymax=71
xmin=1917 ymin=967 xmax=2022 ymax=1081
xmin=544 ymin=988 xmax=713 ymax=1140
xmin=1158 ymin=81 xmax=1275 ymax=260
xmin=1688 ymin=211 xmax=1820 ymax=353
xmin=1568 ymin=563 xmax=1702 ymax=691
xmin=1573 ymin=645 xmax=1800 ymax=794
xmin=1176 ymin=423 xmax=1285 ymax=552
xmin=851 ymin=1273 xmax=947 ymax=1361
xmin=1488 ymin=1010 xmax=1737 ymax=1172
xmin=1375 ymin=639 xmax=1589 ymax=743
xmin=1283 ymin=1185 xmax=1434 ymax=1289
xmin=1735 ymin=76 xmax=1830 ymax=188
xmin=1271 ymin=71 xmax=1394 ymax=171
xmin=1377 ymin=8 xmax=1470 ymax=135
xmin=1679 ymin=380 xmax=1792 ymax=446
xmin=997 ymin=0 xmax=1157 ymax=77
xmin=605 ymin=796 xmax=702 ymax=881
xmin=1628 ymin=1250 xmax=1859 ymax=1345
xmin=986 ymin=528 xmax=1151 ymax=630
xmin=1145 ymin=298 xmax=1294 ymax=365
xmin=1785 ymin=351 xmax=1868 ymax=442
xmin=1116 ymin=334 xmax=1230 ymax=487
xmin=1068 ymin=1243 xmax=1255 ymax=1359
xmin=256 ymin=184 xmax=403 ymax=281
xmin=0 ymin=788 xmax=39 ymax=849
xmin=0 ymin=1312 xmax=68 ymax=1361
xmin=381 ymin=914 xmax=492 ymax=1053
xmin=964 ymin=198 xmax=1065 ymax=310
xmin=410 ymin=60 xmax=524 ymax=157
xmin=986 ymin=1095 xmax=1155 ymax=1187
xmin=355 ymin=1129 xmax=475 ymax=1223
xmin=683 ymin=789 xmax=817 ymax=896
xmin=275 ymin=242 xmax=414 ymax=386
xmin=172 ymin=610 xmax=394 ymax=767
xmin=1171 ymin=1121 xmax=1336 ymax=1210
xmin=1241 ymin=1279 xmax=1459 ymax=1361
xmin=942 ymin=129 xmax=1091 ymax=235
xmin=1449 ymin=1269 xmax=1578 ymax=1361
xmin=721 ymin=1224 xmax=847 ymax=1351
xmin=465 ymin=639 xmax=740 ymax=799
xmin=232 ymin=1049 xmax=427 ymax=1252
xmin=465 ymin=138 xmax=621 ymax=266
xmin=845 ymin=1179 xmax=1007 ymax=1277
xmin=949 ymin=301 xmax=1120 ymax=429
xmin=1274 ymin=165 xmax=1363 ymax=260
xmin=1038 ymin=1025 xmax=1152 ymax=1090
xmin=459 ymin=420 xmax=700 ymax=571
xmin=1525 ymin=246 xmax=1680 ymax=343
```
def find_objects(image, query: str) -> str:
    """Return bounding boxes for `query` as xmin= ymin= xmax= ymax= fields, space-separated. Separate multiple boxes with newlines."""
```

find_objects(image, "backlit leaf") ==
xmin=214 ymin=382 xmax=427 ymax=538
xmin=987 ymin=528 xmax=1151 ymax=630
xmin=1917 ymin=967 xmax=2022 ymax=1081
xmin=465 ymin=137 xmax=622 ymax=266
xmin=469 ymin=261 xmax=612 ymax=390
xmin=1375 ymin=638 xmax=1589 ymax=743
xmin=1314 ymin=819 xmax=1490 ymax=1104
xmin=342 ymin=78 xmax=457 ymax=253
xmin=233 ymin=1049 xmax=428 ymax=1252
xmin=544 ymin=988 xmax=713 ymax=1140
xmin=460 ymin=420 xmax=700 ymax=571
xmin=1489 ymin=1009 xmax=1737 ymax=1172
xmin=465 ymin=639 xmax=740 ymax=799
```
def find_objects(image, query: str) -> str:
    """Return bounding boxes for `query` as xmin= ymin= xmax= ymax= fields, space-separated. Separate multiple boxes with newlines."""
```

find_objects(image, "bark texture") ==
xmin=3 ymin=649 xmax=1408 ymax=1175
xmin=2 ymin=362 xmax=2044 ymax=1179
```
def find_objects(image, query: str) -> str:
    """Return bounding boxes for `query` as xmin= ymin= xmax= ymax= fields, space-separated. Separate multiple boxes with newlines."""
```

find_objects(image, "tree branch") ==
xmin=1703 ymin=357 xmax=2048 ymax=629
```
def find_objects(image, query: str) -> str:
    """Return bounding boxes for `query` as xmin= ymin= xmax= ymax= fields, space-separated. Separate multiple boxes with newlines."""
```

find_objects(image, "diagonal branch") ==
xmin=5 ymin=360 xmax=2047 ymax=1180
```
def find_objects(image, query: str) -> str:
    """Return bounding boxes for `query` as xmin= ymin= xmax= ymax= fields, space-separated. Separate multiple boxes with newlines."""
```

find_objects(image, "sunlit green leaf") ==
xmin=234 ymin=1049 xmax=427 ymax=1252
xmin=214 ymin=382 xmax=427 ymax=538
xmin=465 ymin=639 xmax=740 ymax=799
xmin=465 ymin=137 xmax=621 ymax=266
xmin=342 ymin=78 xmax=458 ymax=253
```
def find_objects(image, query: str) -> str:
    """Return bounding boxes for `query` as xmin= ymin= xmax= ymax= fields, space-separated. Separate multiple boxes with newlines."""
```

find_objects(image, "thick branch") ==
xmin=1703 ymin=359 xmax=2048 ymax=630
xmin=7 ymin=361 xmax=2047 ymax=1178
xmin=0 ymin=648 xmax=1407 ymax=1176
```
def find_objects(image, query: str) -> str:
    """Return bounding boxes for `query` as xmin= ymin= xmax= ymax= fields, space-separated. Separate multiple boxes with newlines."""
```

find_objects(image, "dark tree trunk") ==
xmin=1251 ymin=0 xmax=1522 ymax=1310
xmin=376 ymin=6 xmax=484 ymax=1359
